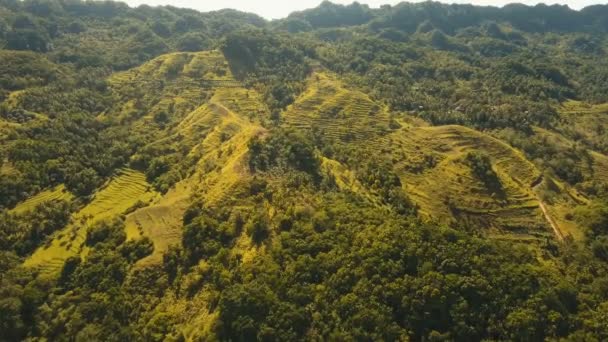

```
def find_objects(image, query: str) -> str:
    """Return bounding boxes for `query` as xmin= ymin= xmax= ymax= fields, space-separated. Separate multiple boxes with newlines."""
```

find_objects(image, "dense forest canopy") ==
xmin=1 ymin=0 xmax=608 ymax=341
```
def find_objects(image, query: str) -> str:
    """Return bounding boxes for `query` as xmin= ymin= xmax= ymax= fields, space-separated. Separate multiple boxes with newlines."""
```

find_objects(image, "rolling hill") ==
xmin=3 ymin=1 xmax=608 ymax=340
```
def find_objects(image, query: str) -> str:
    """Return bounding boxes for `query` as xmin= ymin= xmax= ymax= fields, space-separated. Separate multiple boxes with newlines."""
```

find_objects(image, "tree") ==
xmin=65 ymin=167 xmax=100 ymax=196
xmin=176 ymin=32 xmax=211 ymax=52
xmin=6 ymin=29 xmax=50 ymax=52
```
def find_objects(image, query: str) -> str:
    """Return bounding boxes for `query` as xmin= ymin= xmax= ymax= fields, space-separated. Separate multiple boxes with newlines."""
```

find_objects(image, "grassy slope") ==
xmin=530 ymin=125 xmax=608 ymax=240
xmin=116 ymin=52 xmax=268 ymax=338
xmin=23 ymin=169 xmax=156 ymax=275
xmin=389 ymin=125 xmax=549 ymax=239
xmin=283 ymin=71 xmax=553 ymax=241
xmin=283 ymin=72 xmax=391 ymax=146
xmin=13 ymin=52 xmax=605 ymax=336
xmin=20 ymin=54 xmax=599 ymax=276
xmin=112 ymin=51 xmax=267 ymax=266
xmin=0 ymin=158 xmax=16 ymax=176
xmin=555 ymin=101 xmax=608 ymax=184
xmin=557 ymin=100 xmax=608 ymax=153
xmin=10 ymin=185 xmax=73 ymax=215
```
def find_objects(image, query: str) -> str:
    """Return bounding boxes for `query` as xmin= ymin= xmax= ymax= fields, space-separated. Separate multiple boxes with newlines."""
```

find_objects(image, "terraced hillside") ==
xmin=106 ymin=50 xmax=232 ymax=128
xmin=282 ymin=71 xmax=557 ymax=241
xmin=386 ymin=125 xmax=551 ymax=239
xmin=10 ymin=185 xmax=73 ymax=215
xmin=24 ymin=169 xmax=156 ymax=275
xmin=557 ymin=100 xmax=608 ymax=153
xmin=15 ymin=50 xmax=599 ymax=275
xmin=0 ymin=158 xmax=16 ymax=175
xmin=527 ymin=126 xmax=606 ymax=240
xmin=590 ymin=151 xmax=608 ymax=184
xmin=10 ymin=50 xmax=268 ymax=271
xmin=282 ymin=72 xmax=391 ymax=145
xmin=114 ymin=52 xmax=268 ymax=266
xmin=6 ymin=2 xmax=608 ymax=340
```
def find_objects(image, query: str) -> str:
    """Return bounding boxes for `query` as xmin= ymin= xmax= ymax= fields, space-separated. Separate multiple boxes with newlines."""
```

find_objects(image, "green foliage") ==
xmin=65 ymin=167 xmax=101 ymax=197
xmin=2 ymin=1 xmax=608 ymax=340
xmin=0 ymin=50 xmax=59 ymax=90
xmin=497 ymin=128 xmax=588 ymax=185
xmin=575 ymin=201 xmax=608 ymax=239
xmin=245 ymin=211 xmax=270 ymax=244
xmin=202 ymin=193 xmax=603 ymax=341
xmin=222 ymin=28 xmax=313 ymax=112
xmin=357 ymin=159 xmax=416 ymax=215
xmin=287 ymin=1 xmax=373 ymax=28
xmin=248 ymin=129 xmax=320 ymax=176
xmin=218 ymin=281 xmax=278 ymax=340
xmin=181 ymin=204 xmax=239 ymax=265
xmin=176 ymin=32 xmax=211 ymax=52
xmin=466 ymin=152 xmax=503 ymax=194
xmin=0 ymin=199 xmax=71 ymax=256
xmin=85 ymin=219 xmax=126 ymax=248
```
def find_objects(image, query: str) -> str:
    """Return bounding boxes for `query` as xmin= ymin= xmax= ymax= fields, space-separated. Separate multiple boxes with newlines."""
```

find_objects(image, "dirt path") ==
xmin=532 ymin=176 xmax=564 ymax=241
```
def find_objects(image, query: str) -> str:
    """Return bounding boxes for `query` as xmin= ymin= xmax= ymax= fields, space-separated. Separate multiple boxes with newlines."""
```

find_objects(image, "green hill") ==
xmin=3 ymin=1 xmax=608 ymax=341
xmin=23 ymin=169 xmax=156 ymax=275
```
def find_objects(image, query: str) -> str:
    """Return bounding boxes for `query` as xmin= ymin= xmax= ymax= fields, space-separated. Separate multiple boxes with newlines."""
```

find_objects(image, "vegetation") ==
xmin=466 ymin=151 xmax=503 ymax=194
xmin=2 ymin=0 xmax=608 ymax=340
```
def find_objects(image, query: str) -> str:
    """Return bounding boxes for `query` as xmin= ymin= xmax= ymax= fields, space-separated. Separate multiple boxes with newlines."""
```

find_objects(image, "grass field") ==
xmin=280 ymin=71 xmax=559 ymax=240
xmin=24 ymin=169 xmax=156 ymax=276
xmin=121 ymin=51 xmax=267 ymax=266
xmin=0 ymin=158 xmax=16 ymax=176
xmin=125 ymin=179 xmax=190 ymax=266
xmin=106 ymin=50 xmax=231 ymax=129
xmin=10 ymin=185 xmax=73 ymax=214
xmin=557 ymin=100 xmax=608 ymax=153
xmin=387 ymin=124 xmax=549 ymax=238
xmin=282 ymin=72 xmax=391 ymax=146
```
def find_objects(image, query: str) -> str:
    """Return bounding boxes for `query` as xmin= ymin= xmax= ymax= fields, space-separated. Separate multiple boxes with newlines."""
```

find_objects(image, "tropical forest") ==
xmin=1 ymin=0 xmax=608 ymax=340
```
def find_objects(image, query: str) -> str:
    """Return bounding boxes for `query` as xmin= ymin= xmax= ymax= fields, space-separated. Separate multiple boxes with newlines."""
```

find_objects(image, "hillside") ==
xmin=2 ymin=1 xmax=608 ymax=341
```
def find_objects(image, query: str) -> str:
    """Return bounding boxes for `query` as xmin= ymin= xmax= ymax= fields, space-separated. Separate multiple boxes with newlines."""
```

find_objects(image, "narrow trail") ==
xmin=532 ymin=176 xmax=564 ymax=241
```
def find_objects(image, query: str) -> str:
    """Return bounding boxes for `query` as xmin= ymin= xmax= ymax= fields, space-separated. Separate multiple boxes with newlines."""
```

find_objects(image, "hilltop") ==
xmin=2 ymin=1 xmax=608 ymax=341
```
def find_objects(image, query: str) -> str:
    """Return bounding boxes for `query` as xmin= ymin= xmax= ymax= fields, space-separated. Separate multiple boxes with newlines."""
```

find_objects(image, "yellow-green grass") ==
xmin=3 ymin=90 xmax=48 ymax=120
xmin=6 ymin=89 xmax=25 ymax=108
xmin=558 ymin=100 xmax=608 ymax=153
xmin=125 ymin=179 xmax=190 ymax=266
xmin=0 ymin=159 xmax=17 ymax=176
xmin=10 ymin=185 xmax=73 ymax=215
xmin=141 ymin=276 xmax=219 ymax=341
xmin=532 ymin=126 xmax=605 ymax=194
xmin=0 ymin=118 xmax=20 ymax=143
xmin=213 ymin=87 xmax=269 ymax=120
xmin=182 ymin=80 xmax=267 ymax=208
xmin=389 ymin=125 xmax=549 ymax=236
xmin=125 ymin=120 xmax=262 ymax=267
xmin=106 ymin=50 xmax=233 ymax=126
xmin=282 ymin=72 xmax=391 ymax=145
xmin=528 ymin=127 xmax=608 ymax=240
xmin=545 ymin=202 xmax=584 ymax=241
xmin=122 ymin=67 xmax=267 ymax=266
xmin=282 ymin=71 xmax=555 ymax=238
xmin=590 ymin=151 xmax=608 ymax=184
xmin=561 ymin=100 xmax=608 ymax=114
xmin=24 ymin=169 xmax=156 ymax=276
xmin=321 ymin=157 xmax=383 ymax=207
xmin=194 ymin=94 xmax=266 ymax=208
xmin=109 ymin=50 xmax=231 ymax=88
